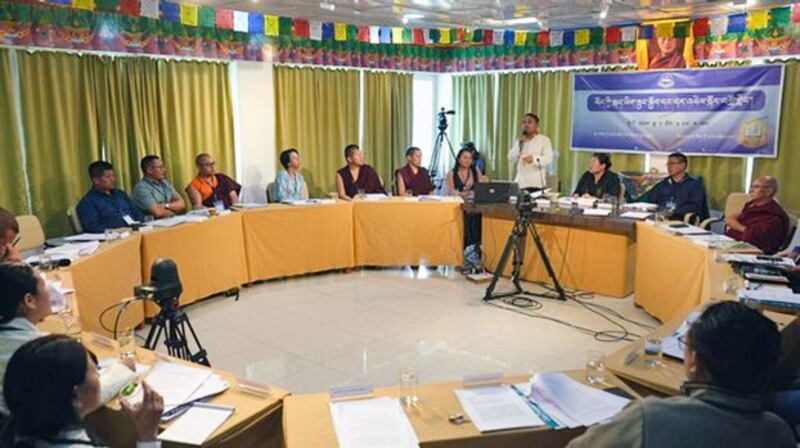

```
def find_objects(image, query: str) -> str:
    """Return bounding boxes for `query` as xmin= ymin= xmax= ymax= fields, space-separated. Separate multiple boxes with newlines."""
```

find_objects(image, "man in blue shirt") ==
xmin=76 ymin=161 xmax=144 ymax=233
xmin=638 ymin=152 xmax=709 ymax=222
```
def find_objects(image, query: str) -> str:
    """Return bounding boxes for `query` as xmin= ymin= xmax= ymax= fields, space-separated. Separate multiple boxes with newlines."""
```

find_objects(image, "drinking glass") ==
xmin=60 ymin=305 xmax=81 ymax=340
xmin=357 ymin=188 xmax=366 ymax=199
xmin=399 ymin=367 xmax=419 ymax=406
xmin=585 ymin=350 xmax=606 ymax=384
xmin=117 ymin=327 xmax=137 ymax=361
xmin=643 ymin=337 xmax=663 ymax=368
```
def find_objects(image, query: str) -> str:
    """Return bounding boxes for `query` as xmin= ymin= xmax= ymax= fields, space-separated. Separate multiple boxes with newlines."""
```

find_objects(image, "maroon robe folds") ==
xmin=201 ymin=173 xmax=242 ymax=209
xmin=726 ymin=199 xmax=789 ymax=255
xmin=395 ymin=164 xmax=433 ymax=196
xmin=337 ymin=164 xmax=385 ymax=198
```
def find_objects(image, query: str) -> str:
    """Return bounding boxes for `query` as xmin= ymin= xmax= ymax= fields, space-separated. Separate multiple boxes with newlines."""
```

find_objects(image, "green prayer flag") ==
xmin=95 ymin=0 xmax=119 ymax=13
xmin=402 ymin=28 xmax=412 ymax=43
xmin=770 ymin=7 xmax=791 ymax=28
xmin=279 ymin=16 xmax=292 ymax=35
xmin=673 ymin=21 xmax=690 ymax=38
xmin=199 ymin=6 xmax=215 ymax=28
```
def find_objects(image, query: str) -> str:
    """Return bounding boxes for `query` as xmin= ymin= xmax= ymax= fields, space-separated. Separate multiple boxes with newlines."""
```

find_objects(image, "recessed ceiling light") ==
xmin=320 ymin=1 xmax=335 ymax=12
xmin=402 ymin=13 xmax=424 ymax=24
xmin=503 ymin=16 xmax=540 ymax=26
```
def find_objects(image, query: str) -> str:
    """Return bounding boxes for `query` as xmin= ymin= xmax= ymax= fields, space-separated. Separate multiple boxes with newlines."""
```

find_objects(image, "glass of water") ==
xmin=117 ymin=327 xmax=137 ymax=361
xmin=60 ymin=305 xmax=81 ymax=340
xmin=644 ymin=337 xmax=663 ymax=368
xmin=585 ymin=350 xmax=606 ymax=385
xmin=357 ymin=188 xmax=366 ymax=199
xmin=399 ymin=367 xmax=419 ymax=406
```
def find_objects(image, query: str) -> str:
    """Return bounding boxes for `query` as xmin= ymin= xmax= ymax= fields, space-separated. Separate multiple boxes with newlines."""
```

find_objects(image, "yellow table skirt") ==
xmin=634 ymin=222 xmax=738 ymax=322
xmin=243 ymin=203 xmax=355 ymax=282
xmin=353 ymin=199 xmax=464 ymax=267
xmin=141 ymin=213 xmax=248 ymax=316
xmin=482 ymin=217 xmax=635 ymax=298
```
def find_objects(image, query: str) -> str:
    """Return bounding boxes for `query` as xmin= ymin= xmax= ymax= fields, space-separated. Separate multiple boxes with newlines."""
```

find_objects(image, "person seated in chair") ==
xmin=335 ymin=144 xmax=385 ymax=200
xmin=396 ymin=147 xmax=433 ymax=196
xmin=0 ymin=208 xmax=21 ymax=263
xmin=573 ymin=152 xmax=621 ymax=199
xmin=76 ymin=161 xmax=144 ymax=233
xmin=186 ymin=153 xmax=241 ymax=209
xmin=568 ymin=302 xmax=796 ymax=448
xmin=274 ymin=148 xmax=308 ymax=202
xmin=725 ymin=176 xmax=789 ymax=255
xmin=637 ymin=152 xmax=708 ymax=222
xmin=132 ymin=155 xmax=186 ymax=219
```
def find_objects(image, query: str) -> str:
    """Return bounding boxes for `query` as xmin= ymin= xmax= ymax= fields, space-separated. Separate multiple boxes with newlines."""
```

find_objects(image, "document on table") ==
xmin=527 ymin=372 xmax=630 ymax=428
xmin=661 ymin=224 xmax=710 ymax=236
xmin=363 ymin=194 xmax=390 ymax=201
xmin=329 ymin=397 xmax=419 ymax=448
xmin=583 ymin=208 xmax=611 ymax=217
xmin=737 ymin=288 xmax=800 ymax=310
xmin=158 ymin=403 xmax=234 ymax=445
xmin=620 ymin=211 xmax=652 ymax=220
xmin=150 ymin=216 xmax=187 ymax=228
xmin=718 ymin=254 xmax=796 ymax=267
xmin=63 ymin=233 xmax=108 ymax=242
xmin=27 ymin=241 xmax=102 ymax=262
xmin=454 ymin=385 xmax=545 ymax=433
xmin=143 ymin=361 xmax=213 ymax=413
xmin=623 ymin=202 xmax=658 ymax=211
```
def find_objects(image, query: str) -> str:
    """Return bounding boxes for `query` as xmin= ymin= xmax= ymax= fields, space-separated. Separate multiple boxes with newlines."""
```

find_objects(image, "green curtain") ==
xmin=755 ymin=60 xmax=800 ymax=215
xmin=17 ymin=51 xmax=101 ymax=236
xmin=157 ymin=59 xmax=235 ymax=195
xmin=0 ymin=49 xmax=27 ymax=214
xmin=452 ymin=73 xmax=495 ymax=176
xmin=363 ymin=71 xmax=413 ymax=188
xmin=493 ymin=72 xmax=535 ymax=182
xmin=274 ymin=66 xmax=360 ymax=197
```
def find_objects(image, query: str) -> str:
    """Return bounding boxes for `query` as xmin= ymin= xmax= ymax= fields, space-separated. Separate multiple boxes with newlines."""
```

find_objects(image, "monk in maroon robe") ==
xmin=336 ymin=144 xmax=385 ymax=200
xmin=726 ymin=176 xmax=789 ymax=255
xmin=396 ymin=147 xmax=434 ymax=196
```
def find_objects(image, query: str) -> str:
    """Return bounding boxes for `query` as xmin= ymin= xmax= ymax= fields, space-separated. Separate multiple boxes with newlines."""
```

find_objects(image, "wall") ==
xmin=231 ymin=47 xmax=277 ymax=204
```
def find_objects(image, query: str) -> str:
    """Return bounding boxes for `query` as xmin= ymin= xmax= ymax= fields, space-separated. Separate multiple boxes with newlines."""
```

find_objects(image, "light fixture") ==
xmin=599 ymin=0 xmax=612 ymax=20
xmin=502 ymin=16 xmax=540 ymax=26
xmin=320 ymin=1 xmax=335 ymax=12
xmin=402 ymin=13 xmax=424 ymax=25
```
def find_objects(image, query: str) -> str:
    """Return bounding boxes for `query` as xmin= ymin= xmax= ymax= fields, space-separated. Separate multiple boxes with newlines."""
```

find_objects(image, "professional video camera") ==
xmin=437 ymin=108 xmax=455 ymax=132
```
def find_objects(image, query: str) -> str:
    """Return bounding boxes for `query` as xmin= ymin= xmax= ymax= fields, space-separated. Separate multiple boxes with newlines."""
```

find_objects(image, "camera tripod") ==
xmin=483 ymin=206 xmax=567 ymax=302
xmin=144 ymin=305 xmax=210 ymax=366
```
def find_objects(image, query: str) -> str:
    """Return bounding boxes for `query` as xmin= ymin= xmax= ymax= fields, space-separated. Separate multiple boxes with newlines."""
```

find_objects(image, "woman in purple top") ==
xmin=395 ymin=147 xmax=434 ymax=196
xmin=336 ymin=144 xmax=385 ymax=200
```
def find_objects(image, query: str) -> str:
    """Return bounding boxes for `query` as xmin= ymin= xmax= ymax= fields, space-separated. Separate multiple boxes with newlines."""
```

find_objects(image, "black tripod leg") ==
xmin=527 ymin=222 xmax=567 ymax=301
xmin=181 ymin=317 xmax=210 ymax=367
xmin=483 ymin=221 xmax=523 ymax=301
xmin=144 ymin=315 xmax=164 ymax=351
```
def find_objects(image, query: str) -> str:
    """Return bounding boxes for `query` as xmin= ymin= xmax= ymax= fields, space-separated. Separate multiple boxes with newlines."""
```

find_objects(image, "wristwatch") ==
xmin=165 ymin=203 xmax=171 ymax=210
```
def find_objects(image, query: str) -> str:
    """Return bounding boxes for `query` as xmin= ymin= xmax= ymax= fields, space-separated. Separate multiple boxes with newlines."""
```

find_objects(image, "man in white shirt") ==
xmin=507 ymin=113 xmax=553 ymax=190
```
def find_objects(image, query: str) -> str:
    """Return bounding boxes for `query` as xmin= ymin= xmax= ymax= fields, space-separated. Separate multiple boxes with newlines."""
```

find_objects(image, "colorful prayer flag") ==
xmin=293 ymin=18 xmax=309 ymax=38
xmin=216 ymin=8 xmax=233 ymax=29
xmin=334 ymin=23 xmax=347 ymax=41
xmin=439 ymin=28 xmax=450 ymax=44
xmin=605 ymin=27 xmax=620 ymax=44
xmin=793 ymin=4 xmax=800 ymax=24
xmin=265 ymin=15 xmax=279 ymax=36
xmin=279 ymin=16 xmax=292 ymax=35
xmin=95 ymin=0 xmax=119 ymax=12
xmin=248 ymin=13 xmax=263 ymax=34
xmin=72 ymin=0 xmax=96 ymax=11
xmin=140 ymin=0 xmax=158 ymax=18
xmin=180 ymin=3 xmax=198 ymax=26
xmin=621 ymin=26 xmax=637 ymax=42
xmin=727 ymin=13 xmax=747 ymax=33
xmin=770 ymin=7 xmax=791 ymax=28
xmin=161 ymin=0 xmax=179 ymax=23
xmin=492 ymin=29 xmax=503 ymax=45
xmin=402 ymin=28 xmax=412 ymax=43
xmin=321 ymin=22 xmax=333 ymax=39
xmin=369 ymin=26 xmax=379 ymax=43
xmin=692 ymin=18 xmax=709 ymax=37
xmin=392 ymin=27 xmax=403 ymax=43
xmin=358 ymin=25 xmax=370 ymax=42
xmin=549 ymin=30 xmax=563 ymax=46
xmin=537 ymin=31 xmax=549 ymax=47
xmin=310 ymin=21 xmax=322 ymax=40
xmin=483 ymin=29 xmax=493 ymax=45
xmin=563 ymin=30 xmax=574 ymax=47
xmin=379 ymin=27 xmax=391 ymax=44
xmin=456 ymin=27 xmax=464 ymax=42
xmin=503 ymin=30 xmax=514 ymax=46
xmin=413 ymin=28 xmax=424 ymax=45
xmin=748 ymin=9 xmax=769 ymax=30
xmin=710 ymin=16 xmax=728 ymax=36
xmin=472 ymin=29 xmax=483 ymax=43
xmin=233 ymin=10 xmax=248 ymax=32
xmin=655 ymin=22 xmax=673 ymax=38
xmin=639 ymin=24 xmax=654 ymax=40
xmin=514 ymin=30 xmax=526 ymax=46
xmin=575 ymin=29 xmax=589 ymax=46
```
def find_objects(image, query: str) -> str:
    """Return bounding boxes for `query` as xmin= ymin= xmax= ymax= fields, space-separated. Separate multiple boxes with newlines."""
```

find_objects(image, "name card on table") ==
xmin=463 ymin=372 xmax=504 ymax=389
xmin=329 ymin=384 xmax=374 ymax=402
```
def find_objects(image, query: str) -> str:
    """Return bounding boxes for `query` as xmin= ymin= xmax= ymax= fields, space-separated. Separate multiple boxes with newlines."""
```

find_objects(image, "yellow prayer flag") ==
xmin=180 ymin=3 xmax=199 ymax=27
xmin=72 ymin=0 xmax=95 ymax=11
xmin=575 ymin=29 xmax=590 ymax=46
xmin=265 ymin=15 xmax=279 ymax=36
xmin=748 ymin=10 xmax=769 ymax=30
xmin=655 ymin=22 xmax=674 ymax=38
xmin=439 ymin=28 xmax=451 ymax=44
xmin=514 ymin=30 xmax=527 ymax=46
xmin=335 ymin=23 xmax=347 ymax=41
xmin=392 ymin=27 xmax=403 ymax=44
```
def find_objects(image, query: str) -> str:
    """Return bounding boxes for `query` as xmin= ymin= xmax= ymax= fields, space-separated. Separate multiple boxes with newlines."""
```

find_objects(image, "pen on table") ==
xmin=625 ymin=350 xmax=639 ymax=366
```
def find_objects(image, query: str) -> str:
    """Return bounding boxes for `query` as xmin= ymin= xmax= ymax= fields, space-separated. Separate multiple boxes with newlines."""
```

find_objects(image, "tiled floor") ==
xmin=141 ymin=267 xmax=659 ymax=395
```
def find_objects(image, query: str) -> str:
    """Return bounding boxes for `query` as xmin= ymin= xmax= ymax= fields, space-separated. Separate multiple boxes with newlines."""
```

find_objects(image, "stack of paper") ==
xmin=454 ymin=385 xmax=544 ymax=433
xmin=719 ymin=254 xmax=796 ymax=267
xmin=32 ymin=241 xmax=101 ymax=262
xmin=142 ymin=361 xmax=229 ymax=420
xmin=620 ymin=211 xmax=652 ymax=220
xmin=661 ymin=310 xmax=701 ymax=361
xmin=661 ymin=224 xmax=710 ymax=236
xmin=283 ymin=199 xmax=336 ymax=206
xmin=583 ymin=208 xmax=611 ymax=217
xmin=329 ymin=397 xmax=419 ymax=448
xmin=684 ymin=233 xmax=734 ymax=248
xmin=624 ymin=202 xmax=658 ymax=211
xmin=363 ymin=194 xmax=389 ymax=201
xmin=158 ymin=403 xmax=234 ymax=446
xmin=418 ymin=195 xmax=445 ymax=202
xmin=521 ymin=372 xmax=630 ymax=429
xmin=63 ymin=233 xmax=109 ymax=242
xmin=150 ymin=217 xmax=188 ymax=228
xmin=737 ymin=288 xmax=800 ymax=310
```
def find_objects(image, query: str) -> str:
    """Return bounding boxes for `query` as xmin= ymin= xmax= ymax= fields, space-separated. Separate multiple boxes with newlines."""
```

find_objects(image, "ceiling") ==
xmin=194 ymin=0 xmax=795 ymax=30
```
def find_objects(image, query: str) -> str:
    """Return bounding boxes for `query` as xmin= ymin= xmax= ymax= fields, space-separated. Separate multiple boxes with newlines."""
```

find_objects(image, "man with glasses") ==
xmin=568 ymin=302 xmax=795 ymax=448
xmin=637 ymin=152 xmax=709 ymax=222
xmin=185 ymin=153 xmax=241 ymax=209
xmin=132 ymin=155 xmax=186 ymax=219
xmin=724 ymin=176 xmax=789 ymax=255
xmin=0 ymin=208 xmax=21 ymax=263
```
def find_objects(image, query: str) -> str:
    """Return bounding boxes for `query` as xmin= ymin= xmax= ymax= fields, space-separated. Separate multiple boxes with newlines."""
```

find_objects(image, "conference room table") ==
xmin=465 ymin=203 xmax=636 ymax=298
xmin=633 ymin=222 xmax=742 ymax=322
xmin=283 ymin=371 xmax=638 ymax=448
xmin=39 ymin=274 xmax=291 ymax=448
xmin=604 ymin=305 xmax=799 ymax=396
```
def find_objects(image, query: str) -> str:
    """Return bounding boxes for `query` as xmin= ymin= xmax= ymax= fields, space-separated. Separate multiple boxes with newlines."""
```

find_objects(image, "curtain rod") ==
xmin=0 ymin=44 xmax=232 ymax=65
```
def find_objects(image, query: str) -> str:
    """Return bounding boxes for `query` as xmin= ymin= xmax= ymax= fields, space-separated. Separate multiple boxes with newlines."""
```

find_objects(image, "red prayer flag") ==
xmin=293 ymin=18 xmax=309 ymax=38
xmin=537 ymin=31 xmax=549 ymax=47
xmin=605 ymin=27 xmax=621 ymax=44
xmin=456 ymin=27 xmax=464 ymax=42
xmin=792 ymin=4 xmax=800 ymax=24
xmin=216 ymin=8 xmax=233 ymax=29
xmin=119 ymin=0 xmax=139 ymax=16
xmin=358 ymin=25 xmax=369 ymax=42
xmin=413 ymin=28 xmax=424 ymax=45
xmin=692 ymin=17 xmax=709 ymax=37
xmin=483 ymin=29 xmax=493 ymax=45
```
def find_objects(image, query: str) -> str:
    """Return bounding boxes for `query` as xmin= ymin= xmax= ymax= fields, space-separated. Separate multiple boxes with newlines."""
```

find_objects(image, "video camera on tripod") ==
xmin=437 ymin=108 xmax=455 ymax=132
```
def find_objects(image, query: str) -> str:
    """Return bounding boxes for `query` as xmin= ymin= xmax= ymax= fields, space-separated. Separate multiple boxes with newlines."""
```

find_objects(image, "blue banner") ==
xmin=571 ymin=66 xmax=784 ymax=158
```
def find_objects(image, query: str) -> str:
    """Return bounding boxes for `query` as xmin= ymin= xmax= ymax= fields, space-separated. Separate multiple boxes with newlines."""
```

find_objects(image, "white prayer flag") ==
xmin=369 ymin=26 xmax=380 ymax=44
xmin=549 ymin=30 xmax=563 ymax=47
xmin=621 ymin=26 xmax=637 ymax=42
xmin=310 ymin=21 xmax=322 ymax=40
xmin=710 ymin=16 xmax=728 ymax=37
xmin=233 ymin=11 xmax=248 ymax=33
xmin=140 ymin=0 xmax=159 ymax=19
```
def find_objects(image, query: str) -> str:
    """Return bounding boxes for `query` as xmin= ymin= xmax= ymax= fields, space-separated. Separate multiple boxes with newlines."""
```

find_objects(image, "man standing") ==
xmin=76 ymin=161 xmax=144 ymax=233
xmin=507 ymin=113 xmax=553 ymax=190
xmin=725 ymin=176 xmax=789 ymax=255
xmin=336 ymin=144 xmax=385 ymax=200
xmin=132 ymin=155 xmax=185 ymax=219
xmin=396 ymin=147 xmax=433 ymax=196
xmin=638 ymin=152 xmax=708 ymax=221
xmin=0 ymin=208 xmax=21 ymax=263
